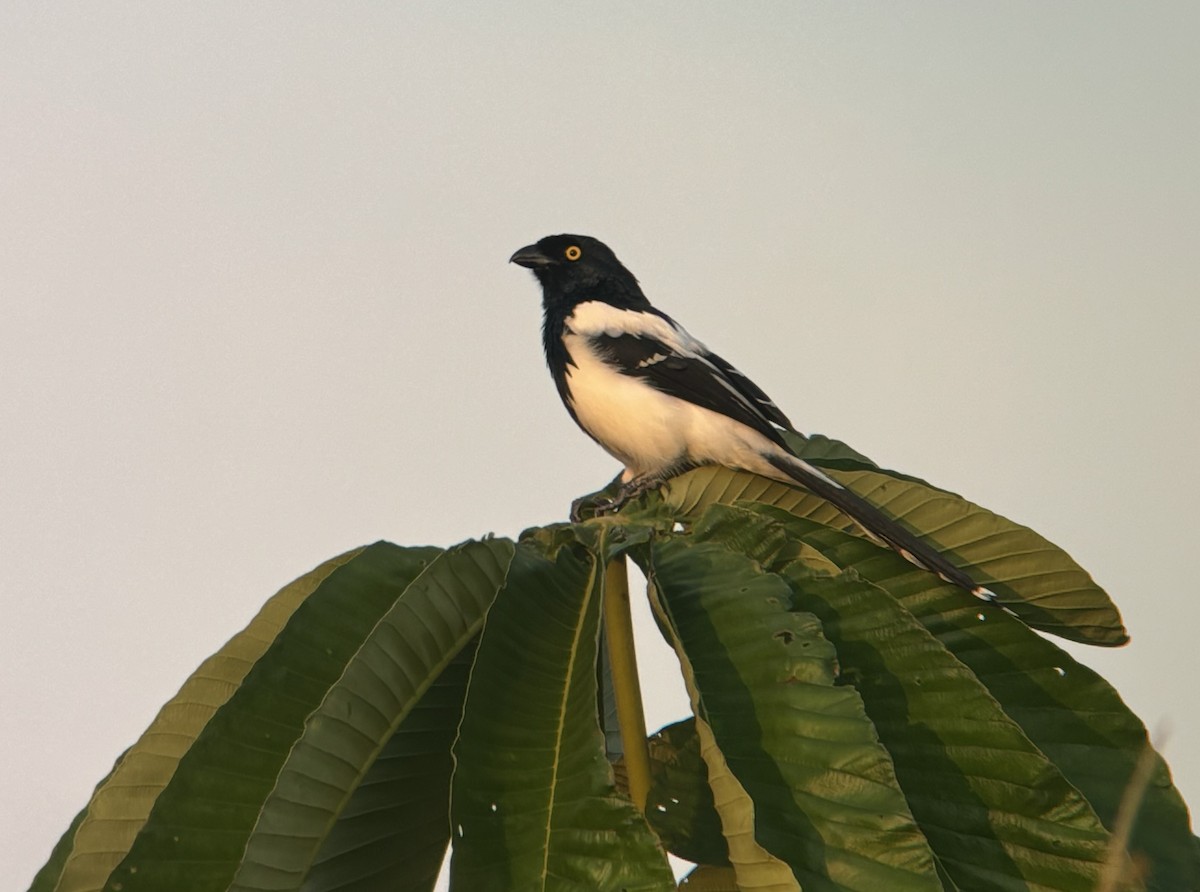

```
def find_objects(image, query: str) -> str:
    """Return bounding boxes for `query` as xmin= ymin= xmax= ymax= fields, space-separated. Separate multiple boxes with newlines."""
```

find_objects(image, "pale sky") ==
xmin=3 ymin=3 xmax=1198 ymax=886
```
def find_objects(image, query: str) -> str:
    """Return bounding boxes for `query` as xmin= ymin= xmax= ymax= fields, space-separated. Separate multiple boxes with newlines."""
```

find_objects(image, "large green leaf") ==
xmin=689 ymin=714 xmax=799 ymax=891
xmin=748 ymin=504 xmax=1198 ymax=891
xmin=449 ymin=538 xmax=673 ymax=892
xmin=642 ymin=584 xmax=800 ymax=891
xmin=643 ymin=535 xmax=942 ymax=891
xmin=32 ymin=539 xmax=520 ymax=892
xmin=34 ymin=546 xmax=372 ymax=892
xmin=659 ymin=458 xmax=1128 ymax=646
xmin=698 ymin=504 xmax=1119 ymax=889
xmin=230 ymin=538 xmax=514 ymax=891
xmin=107 ymin=542 xmax=479 ymax=892
xmin=780 ymin=557 xmax=1115 ymax=891
xmin=298 ymin=642 xmax=479 ymax=892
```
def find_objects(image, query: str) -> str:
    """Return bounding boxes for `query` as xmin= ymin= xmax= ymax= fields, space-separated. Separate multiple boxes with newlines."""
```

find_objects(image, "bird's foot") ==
xmin=570 ymin=492 xmax=629 ymax=522
xmin=569 ymin=477 xmax=661 ymax=523
xmin=570 ymin=493 xmax=608 ymax=523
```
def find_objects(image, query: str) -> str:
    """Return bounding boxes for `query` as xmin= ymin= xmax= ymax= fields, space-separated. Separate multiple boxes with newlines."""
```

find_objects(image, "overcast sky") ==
xmin=3 ymin=2 xmax=1198 ymax=886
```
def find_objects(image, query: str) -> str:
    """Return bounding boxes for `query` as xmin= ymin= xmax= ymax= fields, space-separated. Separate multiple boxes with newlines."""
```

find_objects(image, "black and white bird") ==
xmin=510 ymin=233 xmax=995 ymax=602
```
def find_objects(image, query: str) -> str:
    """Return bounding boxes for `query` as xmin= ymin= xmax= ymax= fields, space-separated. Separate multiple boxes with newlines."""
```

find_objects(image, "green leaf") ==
xmin=640 ymin=596 xmax=798 ymax=891
xmin=105 ymin=542 xmax=461 ymax=892
xmin=38 ymin=545 xmax=370 ymax=892
xmin=36 ymin=539 xmax=518 ymax=892
xmin=781 ymin=431 xmax=880 ymax=469
xmin=450 ymin=539 xmax=673 ymax=892
xmin=298 ymin=642 xmax=479 ymax=892
xmin=644 ymin=718 xmax=728 ymax=867
xmin=660 ymin=460 xmax=1129 ymax=646
xmin=231 ymin=538 xmax=514 ymax=891
xmin=644 ymin=535 xmax=942 ymax=891
xmin=687 ymin=714 xmax=799 ymax=891
xmin=748 ymin=504 xmax=1197 ymax=891
xmin=29 ymin=769 xmax=115 ymax=892
xmin=783 ymin=557 xmax=1113 ymax=892
xmin=722 ymin=503 xmax=1116 ymax=890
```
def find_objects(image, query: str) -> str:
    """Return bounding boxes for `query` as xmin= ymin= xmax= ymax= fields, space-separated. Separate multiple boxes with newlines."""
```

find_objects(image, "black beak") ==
xmin=509 ymin=244 xmax=553 ymax=269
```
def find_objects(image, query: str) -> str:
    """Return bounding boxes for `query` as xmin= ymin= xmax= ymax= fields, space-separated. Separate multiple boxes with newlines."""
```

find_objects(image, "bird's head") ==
xmin=509 ymin=234 xmax=647 ymax=310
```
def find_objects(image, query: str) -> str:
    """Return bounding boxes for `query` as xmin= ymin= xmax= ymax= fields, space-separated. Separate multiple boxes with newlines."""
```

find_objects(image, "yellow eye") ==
xmin=565 ymin=245 xmax=582 ymax=261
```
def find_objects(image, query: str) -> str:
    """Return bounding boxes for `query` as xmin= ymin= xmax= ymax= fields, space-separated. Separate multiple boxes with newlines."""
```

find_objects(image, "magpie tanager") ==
xmin=510 ymin=233 xmax=995 ymax=602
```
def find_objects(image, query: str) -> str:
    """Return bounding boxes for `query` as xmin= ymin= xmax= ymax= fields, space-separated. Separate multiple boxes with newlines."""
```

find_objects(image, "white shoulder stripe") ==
xmin=568 ymin=301 xmax=705 ymax=357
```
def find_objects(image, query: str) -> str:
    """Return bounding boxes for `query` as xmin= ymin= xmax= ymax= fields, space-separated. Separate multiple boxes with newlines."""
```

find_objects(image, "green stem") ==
xmin=603 ymin=555 xmax=652 ymax=811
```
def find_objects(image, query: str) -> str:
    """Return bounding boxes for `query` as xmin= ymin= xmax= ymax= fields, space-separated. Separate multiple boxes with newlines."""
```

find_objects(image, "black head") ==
xmin=509 ymin=234 xmax=648 ymax=310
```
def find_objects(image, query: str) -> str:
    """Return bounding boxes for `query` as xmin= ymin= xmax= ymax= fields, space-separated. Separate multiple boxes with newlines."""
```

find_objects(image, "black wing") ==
xmin=705 ymin=350 xmax=797 ymax=433
xmin=589 ymin=331 xmax=793 ymax=452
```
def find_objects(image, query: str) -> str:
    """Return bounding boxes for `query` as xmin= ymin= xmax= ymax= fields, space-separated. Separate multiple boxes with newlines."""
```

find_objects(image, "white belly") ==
xmin=563 ymin=332 xmax=686 ymax=478
xmin=562 ymin=331 xmax=780 ymax=482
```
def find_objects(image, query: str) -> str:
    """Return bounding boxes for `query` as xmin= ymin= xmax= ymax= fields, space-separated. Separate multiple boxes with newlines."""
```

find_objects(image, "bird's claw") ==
xmin=569 ymin=493 xmax=623 ymax=523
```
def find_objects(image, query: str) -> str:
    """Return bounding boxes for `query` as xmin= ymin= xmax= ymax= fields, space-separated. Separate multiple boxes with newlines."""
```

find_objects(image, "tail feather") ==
xmin=764 ymin=452 xmax=997 ymax=604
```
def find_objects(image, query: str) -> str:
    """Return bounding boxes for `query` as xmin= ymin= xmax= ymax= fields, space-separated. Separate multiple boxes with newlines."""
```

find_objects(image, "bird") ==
xmin=510 ymin=233 xmax=995 ymax=602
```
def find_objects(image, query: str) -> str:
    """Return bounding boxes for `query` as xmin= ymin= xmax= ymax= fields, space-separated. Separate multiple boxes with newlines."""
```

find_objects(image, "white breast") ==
xmin=562 ymin=329 xmax=689 ymax=480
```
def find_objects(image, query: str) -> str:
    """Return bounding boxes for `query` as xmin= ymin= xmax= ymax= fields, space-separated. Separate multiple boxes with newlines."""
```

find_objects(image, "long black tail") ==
xmin=764 ymin=452 xmax=997 ymax=603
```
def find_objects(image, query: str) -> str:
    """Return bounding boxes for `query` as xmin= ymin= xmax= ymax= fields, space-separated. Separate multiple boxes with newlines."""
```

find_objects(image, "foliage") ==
xmin=29 ymin=437 xmax=1198 ymax=892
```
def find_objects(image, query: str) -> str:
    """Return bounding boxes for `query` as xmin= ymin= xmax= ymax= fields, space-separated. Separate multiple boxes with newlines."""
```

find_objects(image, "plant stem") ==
xmin=603 ymin=555 xmax=652 ymax=811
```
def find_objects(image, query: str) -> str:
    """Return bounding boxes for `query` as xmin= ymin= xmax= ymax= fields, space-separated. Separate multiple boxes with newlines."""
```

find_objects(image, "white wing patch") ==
xmin=568 ymin=301 xmax=706 ymax=357
xmin=637 ymin=353 xmax=670 ymax=368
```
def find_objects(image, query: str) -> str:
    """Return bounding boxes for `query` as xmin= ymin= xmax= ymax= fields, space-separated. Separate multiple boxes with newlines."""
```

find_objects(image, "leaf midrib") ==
xmin=539 ymin=553 xmax=601 ymax=889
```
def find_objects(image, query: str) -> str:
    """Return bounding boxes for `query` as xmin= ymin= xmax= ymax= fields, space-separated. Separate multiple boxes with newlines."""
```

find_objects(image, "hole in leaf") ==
xmin=774 ymin=629 xmax=795 ymax=645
